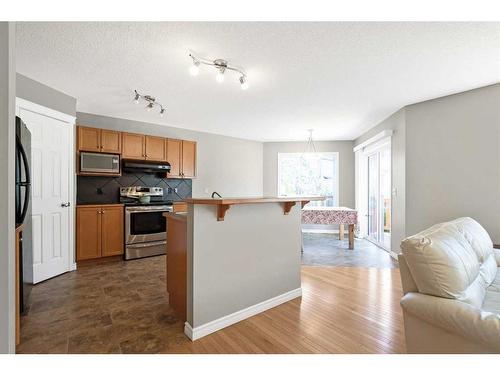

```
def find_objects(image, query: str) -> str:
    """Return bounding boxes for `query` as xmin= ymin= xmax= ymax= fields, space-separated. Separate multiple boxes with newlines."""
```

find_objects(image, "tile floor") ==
xmin=301 ymin=233 xmax=398 ymax=268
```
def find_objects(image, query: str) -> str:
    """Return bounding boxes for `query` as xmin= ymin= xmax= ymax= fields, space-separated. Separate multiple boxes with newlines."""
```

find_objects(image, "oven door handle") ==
xmin=126 ymin=208 xmax=173 ymax=213
xmin=126 ymin=240 xmax=166 ymax=248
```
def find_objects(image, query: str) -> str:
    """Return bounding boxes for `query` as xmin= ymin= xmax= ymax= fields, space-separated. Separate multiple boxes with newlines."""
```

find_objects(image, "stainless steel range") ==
xmin=120 ymin=186 xmax=173 ymax=260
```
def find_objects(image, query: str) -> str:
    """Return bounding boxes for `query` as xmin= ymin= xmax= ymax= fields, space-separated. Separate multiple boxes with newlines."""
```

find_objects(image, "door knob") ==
xmin=61 ymin=202 xmax=71 ymax=208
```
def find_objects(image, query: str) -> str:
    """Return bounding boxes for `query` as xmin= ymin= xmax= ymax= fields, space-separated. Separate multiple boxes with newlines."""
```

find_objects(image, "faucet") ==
xmin=211 ymin=191 xmax=222 ymax=198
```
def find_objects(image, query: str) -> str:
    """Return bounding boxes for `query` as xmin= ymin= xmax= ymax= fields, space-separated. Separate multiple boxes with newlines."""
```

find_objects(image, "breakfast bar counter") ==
xmin=184 ymin=196 xmax=323 ymax=221
xmin=164 ymin=196 xmax=323 ymax=341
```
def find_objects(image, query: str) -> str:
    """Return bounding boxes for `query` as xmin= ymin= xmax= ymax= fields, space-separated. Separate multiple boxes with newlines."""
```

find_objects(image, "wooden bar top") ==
xmin=184 ymin=196 xmax=323 ymax=205
xmin=183 ymin=196 xmax=324 ymax=221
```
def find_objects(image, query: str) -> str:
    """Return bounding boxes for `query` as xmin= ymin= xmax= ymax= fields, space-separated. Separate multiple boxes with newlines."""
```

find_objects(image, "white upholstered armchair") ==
xmin=398 ymin=217 xmax=500 ymax=353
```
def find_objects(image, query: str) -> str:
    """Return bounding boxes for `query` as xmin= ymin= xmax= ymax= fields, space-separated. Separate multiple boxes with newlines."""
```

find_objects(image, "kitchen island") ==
xmin=164 ymin=196 xmax=323 ymax=341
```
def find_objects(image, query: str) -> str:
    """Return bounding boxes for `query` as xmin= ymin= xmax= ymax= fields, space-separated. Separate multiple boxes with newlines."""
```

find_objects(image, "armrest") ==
xmin=401 ymin=292 xmax=500 ymax=351
xmin=494 ymin=249 xmax=500 ymax=266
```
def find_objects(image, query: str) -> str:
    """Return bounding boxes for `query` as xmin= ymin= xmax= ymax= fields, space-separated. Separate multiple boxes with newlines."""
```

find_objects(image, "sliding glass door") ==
xmin=366 ymin=144 xmax=391 ymax=250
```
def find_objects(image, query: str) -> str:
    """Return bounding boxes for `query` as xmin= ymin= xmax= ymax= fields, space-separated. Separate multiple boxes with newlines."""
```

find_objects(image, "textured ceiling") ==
xmin=15 ymin=22 xmax=500 ymax=141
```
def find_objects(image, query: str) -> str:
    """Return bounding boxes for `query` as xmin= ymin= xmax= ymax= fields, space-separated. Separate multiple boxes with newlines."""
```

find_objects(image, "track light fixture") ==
xmin=132 ymin=90 xmax=166 ymax=118
xmin=189 ymin=53 xmax=249 ymax=90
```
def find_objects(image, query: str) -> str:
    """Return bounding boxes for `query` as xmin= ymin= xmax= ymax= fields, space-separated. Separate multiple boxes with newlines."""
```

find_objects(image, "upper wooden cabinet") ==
xmin=122 ymin=132 xmax=145 ymax=159
xmin=145 ymin=136 xmax=167 ymax=162
xmin=166 ymin=139 xmax=196 ymax=178
xmin=76 ymin=204 xmax=124 ymax=261
xmin=167 ymin=139 xmax=182 ymax=177
xmin=77 ymin=126 xmax=121 ymax=154
xmin=76 ymin=125 xmax=196 ymax=178
xmin=100 ymin=129 xmax=122 ymax=153
xmin=77 ymin=126 xmax=101 ymax=152
xmin=181 ymin=140 xmax=197 ymax=178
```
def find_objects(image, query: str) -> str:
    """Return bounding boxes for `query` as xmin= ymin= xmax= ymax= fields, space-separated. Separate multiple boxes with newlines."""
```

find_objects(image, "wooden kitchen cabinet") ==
xmin=77 ymin=126 xmax=121 ymax=154
xmin=145 ymin=135 xmax=167 ymax=162
xmin=181 ymin=140 xmax=197 ymax=178
xmin=166 ymin=139 xmax=196 ymax=178
xmin=101 ymin=206 xmax=124 ymax=257
xmin=77 ymin=126 xmax=101 ymax=152
xmin=100 ymin=129 xmax=122 ymax=153
xmin=76 ymin=206 xmax=102 ymax=260
xmin=15 ymin=224 xmax=23 ymax=346
xmin=122 ymin=132 xmax=145 ymax=159
xmin=173 ymin=202 xmax=188 ymax=213
xmin=166 ymin=139 xmax=182 ymax=177
xmin=76 ymin=126 xmax=196 ymax=177
xmin=76 ymin=204 xmax=124 ymax=261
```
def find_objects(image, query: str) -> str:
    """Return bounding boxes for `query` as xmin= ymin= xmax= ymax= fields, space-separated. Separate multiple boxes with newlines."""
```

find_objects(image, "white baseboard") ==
xmin=184 ymin=287 xmax=302 ymax=341
xmin=69 ymin=263 xmax=77 ymax=271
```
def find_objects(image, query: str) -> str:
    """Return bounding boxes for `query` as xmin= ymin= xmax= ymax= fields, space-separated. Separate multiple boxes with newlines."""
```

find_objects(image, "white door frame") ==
xmin=364 ymin=140 xmax=392 ymax=253
xmin=354 ymin=130 xmax=395 ymax=256
xmin=15 ymin=97 xmax=77 ymax=272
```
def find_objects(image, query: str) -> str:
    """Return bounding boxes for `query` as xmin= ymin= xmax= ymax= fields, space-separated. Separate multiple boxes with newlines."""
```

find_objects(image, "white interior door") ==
xmin=18 ymin=103 xmax=74 ymax=283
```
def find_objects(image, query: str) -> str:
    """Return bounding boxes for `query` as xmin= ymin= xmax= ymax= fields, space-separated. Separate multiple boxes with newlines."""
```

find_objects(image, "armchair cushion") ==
xmin=401 ymin=217 xmax=495 ymax=307
xmin=401 ymin=292 xmax=500 ymax=351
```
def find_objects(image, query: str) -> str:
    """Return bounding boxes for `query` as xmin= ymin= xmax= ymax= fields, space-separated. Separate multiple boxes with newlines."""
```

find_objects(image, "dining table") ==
xmin=302 ymin=206 xmax=358 ymax=249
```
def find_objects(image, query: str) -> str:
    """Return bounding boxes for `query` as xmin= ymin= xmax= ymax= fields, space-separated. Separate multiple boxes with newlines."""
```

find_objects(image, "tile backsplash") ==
xmin=77 ymin=172 xmax=192 ymax=204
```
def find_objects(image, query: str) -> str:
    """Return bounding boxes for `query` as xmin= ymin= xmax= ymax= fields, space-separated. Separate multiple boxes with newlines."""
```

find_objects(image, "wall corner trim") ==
xmin=353 ymin=129 xmax=393 ymax=152
xmin=184 ymin=287 xmax=303 ymax=341
xmin=16 ymin=97 xmax=76 ymax=123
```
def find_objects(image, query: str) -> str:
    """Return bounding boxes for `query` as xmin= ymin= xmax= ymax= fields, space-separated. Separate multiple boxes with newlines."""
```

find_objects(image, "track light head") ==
xmin=189 ymin=60 xmax=200 ymax=76
xmin=134 ymin=92 xmax=140 ymax=104
xmin=159 ymin=108 xmax=165 ymax=117
xmin=216 ymin=67 xmax=225 ymax=83
xmin=146 ymin=102 xmax=154 ymax=112
xmin=239 ymin=76 xmax=249 ymax=90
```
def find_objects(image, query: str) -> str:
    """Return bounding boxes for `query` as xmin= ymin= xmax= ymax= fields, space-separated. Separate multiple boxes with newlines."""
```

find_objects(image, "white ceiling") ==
xmin=15 ymin=22 xmax=500 ymax=142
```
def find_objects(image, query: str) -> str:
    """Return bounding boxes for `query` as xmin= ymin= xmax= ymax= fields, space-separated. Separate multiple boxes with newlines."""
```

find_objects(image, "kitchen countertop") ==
xmin=76 ymin=203 xmax=124 ymax=207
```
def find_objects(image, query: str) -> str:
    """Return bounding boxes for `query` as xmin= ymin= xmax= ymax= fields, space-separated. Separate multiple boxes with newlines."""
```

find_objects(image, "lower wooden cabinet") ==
xmin=173 ymin=202 xmax=188 ymax=213
xmin=76 ymin=204 xmax=124 ymax=261
xmin=15 ymin=225 xmax=23 ymax=346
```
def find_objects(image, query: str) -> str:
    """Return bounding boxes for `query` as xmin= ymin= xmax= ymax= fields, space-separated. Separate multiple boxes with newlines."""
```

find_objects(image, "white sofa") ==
xmin=398 ymin=217 xmax=500 ymax=353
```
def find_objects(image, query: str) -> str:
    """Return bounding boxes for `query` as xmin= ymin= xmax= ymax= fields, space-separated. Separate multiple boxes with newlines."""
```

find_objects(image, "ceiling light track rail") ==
xmin=189 ymin=53 xmax=249 ymax=89
xmin=133 ymin=89 xmax=166 ymax=117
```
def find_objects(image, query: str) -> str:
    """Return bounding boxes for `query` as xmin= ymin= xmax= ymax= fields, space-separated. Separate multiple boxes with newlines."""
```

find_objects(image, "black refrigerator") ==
xmin=15 ymin=116 xmax=32 ymax=313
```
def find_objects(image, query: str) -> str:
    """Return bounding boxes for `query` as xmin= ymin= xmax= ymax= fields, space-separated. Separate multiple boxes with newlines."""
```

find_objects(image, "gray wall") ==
xmin=262 ymin=141 xmax=355 ymax=208
xmin=0 ymin=22 xmax=16 ymax=354
xmin=77 ymin=112 xmax=264 ymax=198
xmin=16 ymin=73 xmax=76 ymax=116
xmin=188 ymin=202 xmax=302 ymax=328
xmin=355 ymin=83 xmax=500 ymax=251
xmin=405 ymin=83 xmax=500 ymax=243
xmin=354 ymin=109 xmax=406 ymax=253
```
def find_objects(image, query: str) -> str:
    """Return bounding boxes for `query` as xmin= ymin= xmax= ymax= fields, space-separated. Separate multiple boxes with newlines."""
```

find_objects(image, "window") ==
xmin=278 ymin=152 xmax=339 ymax=207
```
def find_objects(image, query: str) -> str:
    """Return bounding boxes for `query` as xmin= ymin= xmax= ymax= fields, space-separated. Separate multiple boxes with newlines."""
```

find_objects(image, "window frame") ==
xmin=277 ymin=151 xmax=340 ymax=206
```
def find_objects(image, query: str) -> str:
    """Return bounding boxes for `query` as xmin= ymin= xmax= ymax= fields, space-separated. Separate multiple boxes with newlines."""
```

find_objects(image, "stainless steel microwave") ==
xmin=80 ymin=152 xmax=120 ymax=174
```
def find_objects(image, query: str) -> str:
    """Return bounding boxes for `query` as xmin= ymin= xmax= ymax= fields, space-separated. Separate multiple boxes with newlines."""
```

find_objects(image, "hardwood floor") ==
xmin=17 ymin=256 xmax=405 ymax=354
